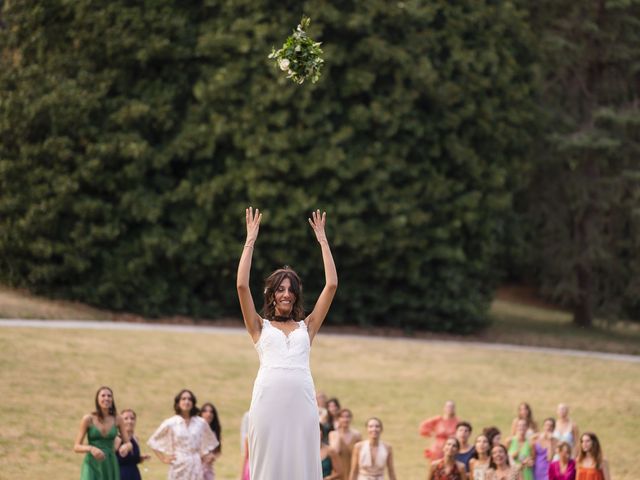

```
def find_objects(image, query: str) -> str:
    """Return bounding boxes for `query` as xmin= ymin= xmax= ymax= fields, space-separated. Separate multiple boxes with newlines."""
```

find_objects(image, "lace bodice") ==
xmin=254 ymin=319 xmax=310 ymax=370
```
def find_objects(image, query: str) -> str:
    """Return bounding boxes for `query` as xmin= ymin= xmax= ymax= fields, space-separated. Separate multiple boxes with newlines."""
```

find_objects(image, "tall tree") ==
xmin=528 ymin=0 xmax=640 ymax=326
xmin=0 ymin=1 xmax=537 ymax=331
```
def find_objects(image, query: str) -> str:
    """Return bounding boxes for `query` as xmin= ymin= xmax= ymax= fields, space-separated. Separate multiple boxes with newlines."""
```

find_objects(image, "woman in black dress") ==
xmin=115 ymin=409 xmax=150 ymax=480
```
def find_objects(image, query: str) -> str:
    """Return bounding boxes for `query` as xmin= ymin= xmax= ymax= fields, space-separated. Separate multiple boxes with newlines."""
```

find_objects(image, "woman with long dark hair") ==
xmin=575 ymin=433 xmax=610 ymax=480
xmin=469 ymin=434 xmax=491 ymax=480
xmin=510 ymin=403 xmax=538 ymax=439
xmin=200 ymin=402 xmax=222 ymax=480
xmin=428 ymin=437 xmax=466 ymax=480
xmin=74 ymin=386 xmax=133 ymax=480
xmin=237 ymin=208 xmax=338 ymax=480
xmin=486 ymin=444 xmax=520 ymax=480
xmin=147 ymin=389 xmax=219 ymax=480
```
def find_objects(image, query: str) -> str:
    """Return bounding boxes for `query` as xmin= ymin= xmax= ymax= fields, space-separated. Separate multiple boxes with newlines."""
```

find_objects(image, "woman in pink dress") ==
xmin=420 ymin=400 xmax=459 ymax=460
xmin=548 ymin=442 xmax=576 ymax=480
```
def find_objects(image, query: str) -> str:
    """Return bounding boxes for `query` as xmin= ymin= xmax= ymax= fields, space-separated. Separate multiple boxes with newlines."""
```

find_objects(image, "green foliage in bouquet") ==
xmin=268 ymin=16 xmax=323 ymax=84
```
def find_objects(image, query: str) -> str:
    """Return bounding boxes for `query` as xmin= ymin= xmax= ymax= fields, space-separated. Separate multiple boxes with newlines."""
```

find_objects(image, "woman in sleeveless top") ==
xmin=454 ymin=421 xmax=476 ymax=472
xmin=237 ymin=208 xmax=338 ymax=480
xmin=200 ymin=402 xmax=222 ymax=480
xmin=469 ymin=434 xmax=491 ymax=480
xmin=508 ymin=419 xmax=535 ymax=480
xmin=74 ymin=386 xmax=133 ymax=480
xmin=115 ymin=409 xmax=150 ymax=480
xmin=575 ymin=433 xmax=610 ymax=480
xmin=349 ymin=418 xmax=397 ymax=480
xmin=486 ymin=444 xmax=521 ymax=480
xmin=533 ymin=418 xmax=557 ymax=480
xmin=428 ymin=437 xmax=466 ymax=480
xmin=553 ymin=404 xmax=579 ymax=458
xmin=320 ymin=424 xmax=343 ymax=479
xmin=549 ymin=442 xmax=576 ymax=480
xmin=329 ymin=408 xmax=362 ymax=480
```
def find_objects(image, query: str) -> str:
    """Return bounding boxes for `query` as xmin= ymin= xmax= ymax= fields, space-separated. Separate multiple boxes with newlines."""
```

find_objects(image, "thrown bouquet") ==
xmin=268 ymin=16 xmax=324 ymax=84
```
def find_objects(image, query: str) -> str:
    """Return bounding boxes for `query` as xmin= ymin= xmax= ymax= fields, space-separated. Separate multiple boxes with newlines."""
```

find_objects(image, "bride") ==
xmin=237 ymin=207 xmax=338 ymax=480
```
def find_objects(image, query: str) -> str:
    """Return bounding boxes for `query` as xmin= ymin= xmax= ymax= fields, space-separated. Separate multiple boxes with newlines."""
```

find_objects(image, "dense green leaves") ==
xmin=523 ymin=0 xmax=640 ymax=325
xmin=0 ymin=1 xmax=537 ymax=331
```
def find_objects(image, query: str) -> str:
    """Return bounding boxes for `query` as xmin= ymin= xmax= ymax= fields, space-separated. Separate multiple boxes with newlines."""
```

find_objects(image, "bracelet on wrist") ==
xmin=244 ymin=244 xmax=254 ymax=249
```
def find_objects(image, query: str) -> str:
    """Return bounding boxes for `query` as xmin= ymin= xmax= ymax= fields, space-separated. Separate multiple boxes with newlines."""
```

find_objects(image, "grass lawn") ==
xmin=1 ymin=326 xmax=638 ymax=479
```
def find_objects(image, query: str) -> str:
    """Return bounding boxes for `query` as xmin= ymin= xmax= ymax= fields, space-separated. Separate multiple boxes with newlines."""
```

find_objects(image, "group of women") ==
xmin=73 ymin=209 xmax=614 ymax=480
xmin=317 ymin=394 xmax=397 ymax=480
xmin=74 ymin=386 xmax=222 ymax=480
xmin=420 ymin=401 xmax=611 ymax=480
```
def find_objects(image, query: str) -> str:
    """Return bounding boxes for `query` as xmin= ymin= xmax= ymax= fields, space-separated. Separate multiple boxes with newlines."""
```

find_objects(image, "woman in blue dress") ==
xmin=115 ymin=409 xmax=150 ymax=480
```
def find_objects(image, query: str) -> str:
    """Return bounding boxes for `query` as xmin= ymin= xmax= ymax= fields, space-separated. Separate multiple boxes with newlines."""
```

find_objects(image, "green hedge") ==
xmin=0 ymin=1 xmax=536 ymax=332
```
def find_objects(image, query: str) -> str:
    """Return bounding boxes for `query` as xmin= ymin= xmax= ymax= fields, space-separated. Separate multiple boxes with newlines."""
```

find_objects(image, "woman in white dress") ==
xmin=148 ymin=389 xmax=219 ymax=480
xmin=553 ymin=404 xmax=579 ymax=457
xmin=349 ymin=417 xmax=397 ymax=480
xmin=237 ymin=207 xmax=338 ymax=480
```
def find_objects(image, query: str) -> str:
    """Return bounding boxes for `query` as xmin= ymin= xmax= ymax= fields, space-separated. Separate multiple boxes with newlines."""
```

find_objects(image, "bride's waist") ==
xmin=258 ymin=364 xmax=310 ymax=371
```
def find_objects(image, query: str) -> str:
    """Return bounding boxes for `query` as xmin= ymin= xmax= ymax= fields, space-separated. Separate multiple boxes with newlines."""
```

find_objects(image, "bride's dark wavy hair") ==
xmin=261 ymin=266 xmax=305 ymax=321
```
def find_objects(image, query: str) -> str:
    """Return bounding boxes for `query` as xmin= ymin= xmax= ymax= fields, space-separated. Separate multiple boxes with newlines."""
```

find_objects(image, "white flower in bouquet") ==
xmin=268 ymin=16 xmax=324 ymax=84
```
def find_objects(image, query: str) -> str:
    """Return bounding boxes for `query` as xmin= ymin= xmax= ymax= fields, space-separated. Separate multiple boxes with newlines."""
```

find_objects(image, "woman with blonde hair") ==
xmin=420 ymin=400 xmax=459 ymax=460
xmin=115 ymin=409 xmax=150 ymax=480
xmin=553 ymin=405 xmax=579 ymax=457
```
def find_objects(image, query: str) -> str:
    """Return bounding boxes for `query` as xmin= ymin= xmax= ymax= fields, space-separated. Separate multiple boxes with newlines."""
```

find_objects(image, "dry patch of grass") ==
xmin=0 ymin=286 xmax=112 ymax=321
xmin=0 ymin=327 xmax=638 ymax=479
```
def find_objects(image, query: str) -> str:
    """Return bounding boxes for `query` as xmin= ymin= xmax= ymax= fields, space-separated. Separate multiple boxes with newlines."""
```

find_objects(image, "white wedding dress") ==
xmin=249 ymin=319 xmax=322 ymax=480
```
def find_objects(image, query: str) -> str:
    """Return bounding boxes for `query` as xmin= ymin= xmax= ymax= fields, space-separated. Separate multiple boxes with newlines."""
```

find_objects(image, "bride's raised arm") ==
xmin=305 ymin=210 xmax=338 ymax=342
xmin=237 ymin=207 xmax=263 ymax=343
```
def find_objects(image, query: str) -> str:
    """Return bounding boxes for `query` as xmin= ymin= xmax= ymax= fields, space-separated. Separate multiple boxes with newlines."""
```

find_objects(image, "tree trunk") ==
xmin=573 ymin=263 xmax=593 ymax=327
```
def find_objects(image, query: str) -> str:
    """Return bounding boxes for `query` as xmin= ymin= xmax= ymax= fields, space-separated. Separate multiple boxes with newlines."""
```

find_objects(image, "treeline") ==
xmin=0 ymin=1 xmax=637 ymax=331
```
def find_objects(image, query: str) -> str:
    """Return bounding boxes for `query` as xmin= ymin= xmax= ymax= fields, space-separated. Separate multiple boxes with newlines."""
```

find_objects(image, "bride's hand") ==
xmin=308 ymin=209 xmax=328 ymax=244
xmin=245 ymin=207 xmax=262 ymax=246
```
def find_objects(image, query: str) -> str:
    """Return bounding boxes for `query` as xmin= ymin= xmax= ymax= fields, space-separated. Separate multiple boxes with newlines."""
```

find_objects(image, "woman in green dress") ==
xmin=74 ymin=386 xmax=133 ymax=480
xmin=508 ymin=419 xmax=536 ymax=480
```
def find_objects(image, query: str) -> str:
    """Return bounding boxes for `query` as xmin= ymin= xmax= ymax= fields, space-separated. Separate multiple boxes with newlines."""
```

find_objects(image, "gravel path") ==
xmin=2 ymin=318 xmax=639 ymax=364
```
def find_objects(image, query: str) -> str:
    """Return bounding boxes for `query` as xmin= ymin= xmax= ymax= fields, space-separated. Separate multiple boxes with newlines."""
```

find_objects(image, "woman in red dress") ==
xmin=420 ymin=401 xmax=459 ymax=460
